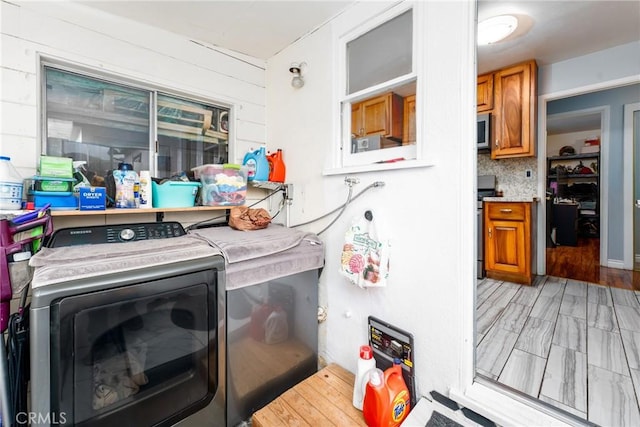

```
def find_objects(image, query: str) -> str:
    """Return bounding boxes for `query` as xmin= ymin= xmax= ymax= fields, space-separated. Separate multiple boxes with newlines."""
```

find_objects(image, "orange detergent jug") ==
xmin=362 ymin=360 xmax=410 ymax=427
xmin=267 ymin=149 xmax=286 ymax=183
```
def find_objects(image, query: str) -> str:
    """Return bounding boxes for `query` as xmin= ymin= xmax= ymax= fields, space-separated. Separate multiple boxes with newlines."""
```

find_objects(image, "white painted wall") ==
xmin=538 ymin=41 xmax=640 ymax=96
xmin=267 ymin=0 xmax=477 ymax=408
xmin=548 ymin=130 xmax=600 ymax=157
xmin=0 ymin=1 xmax=267 ymax=179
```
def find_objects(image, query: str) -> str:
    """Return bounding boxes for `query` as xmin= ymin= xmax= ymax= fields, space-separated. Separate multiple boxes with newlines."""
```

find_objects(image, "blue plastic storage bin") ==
xmin=33 ymin=191 xmax=78 ymax=210
xmin=152 ymin=181 xmax=201 ymax=208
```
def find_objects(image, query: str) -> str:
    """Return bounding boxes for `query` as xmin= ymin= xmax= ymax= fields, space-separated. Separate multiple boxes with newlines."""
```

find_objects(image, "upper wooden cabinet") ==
xmin=402 ymin=94 xmax=416 ymax=145
xmin=351 ymin=92 xmax=404 ymax=140
xmin=477 ymin=73 xmax=494 ymax=112
xmin=491 ymin=60 xmax=537 ymax=159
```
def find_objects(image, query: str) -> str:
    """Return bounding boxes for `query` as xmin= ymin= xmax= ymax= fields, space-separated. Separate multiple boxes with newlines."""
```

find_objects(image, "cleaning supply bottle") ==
xmin=363 ymin=368 xmax=386 ymax=426
xmin=72 ymin=161 xmax=90 ymax=194
xmin=363 ymin=359 xmax=410 ymax=427
xmin=267 ymin=149 xmax=286 ymax=183
xmin=113 ymin=162 xmax=139 ymax=208
xmin=0 ymin=156 xmax=23 ymax=210
xmin=242 ymin=147 xmax=269 ymax=181
xmin=138 ymin=170 xmax=153 ymax=208
xmin=353 ymin=344 xmax=376 ymax=410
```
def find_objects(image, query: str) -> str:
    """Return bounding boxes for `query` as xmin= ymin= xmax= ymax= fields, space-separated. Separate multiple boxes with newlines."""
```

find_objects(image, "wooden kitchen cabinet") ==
xmin=477 ymin=73 xmax=494 ymax=112
xmin=484 ymin=201 xmax=534 ymax=285
xmin=402 ymin=94 xmax=416 ymax=145
xmin=491 ymin=60 xmax=537 ymax=159
xmin=351 ymin=92 xmax=404 ymax=140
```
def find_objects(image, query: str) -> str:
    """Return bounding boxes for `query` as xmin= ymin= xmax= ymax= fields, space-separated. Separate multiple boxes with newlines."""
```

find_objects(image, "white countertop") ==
xmin=483 ymin=196 xmax=540 ymax=203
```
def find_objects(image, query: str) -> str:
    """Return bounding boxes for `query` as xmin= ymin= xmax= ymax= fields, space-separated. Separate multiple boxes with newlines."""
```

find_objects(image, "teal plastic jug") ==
xmin=242 ymin=147 xmax=269 ymax=181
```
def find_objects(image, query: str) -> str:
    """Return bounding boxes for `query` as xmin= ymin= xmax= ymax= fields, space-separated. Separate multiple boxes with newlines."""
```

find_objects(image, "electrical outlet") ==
xmin=525 ymin=169 xmax=532 ymax=178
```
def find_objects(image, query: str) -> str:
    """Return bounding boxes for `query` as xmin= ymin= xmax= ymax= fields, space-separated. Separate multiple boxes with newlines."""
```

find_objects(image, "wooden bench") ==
xmin=251 ymin=363 xmax=368 ymax=426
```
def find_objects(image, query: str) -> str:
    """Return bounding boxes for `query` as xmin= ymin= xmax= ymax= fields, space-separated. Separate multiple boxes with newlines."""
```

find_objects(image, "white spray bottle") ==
xmin=72 ymin=161 xmax=90 ymax=194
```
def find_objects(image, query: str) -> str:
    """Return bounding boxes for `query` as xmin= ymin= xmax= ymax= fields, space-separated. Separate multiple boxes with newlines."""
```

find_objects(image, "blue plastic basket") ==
xmin=33 ymin=191 xmax=78 ymax=210
xmin=152 ymin=181 xmax=201 ymax=208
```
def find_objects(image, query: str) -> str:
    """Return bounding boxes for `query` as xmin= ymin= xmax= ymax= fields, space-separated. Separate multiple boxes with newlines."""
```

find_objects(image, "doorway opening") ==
xmin=624 ymin=102 xmax=640 ymax=274
xmin=545 ymin=108 xmax=603 ymax=284
xmin=538 ymin=82 xmax=640 ymax=290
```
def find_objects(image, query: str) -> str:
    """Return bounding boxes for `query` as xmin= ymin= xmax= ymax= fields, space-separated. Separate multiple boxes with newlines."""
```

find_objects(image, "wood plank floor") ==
xmin=546 ymin=237 xmax=640 ymax=290
xmin=476 ymin=276 xmax=640 ymax=426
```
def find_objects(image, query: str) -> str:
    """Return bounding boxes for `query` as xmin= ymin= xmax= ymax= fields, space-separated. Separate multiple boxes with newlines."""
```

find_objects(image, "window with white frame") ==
xmin=43 ymin=64 xmax=230 ymax=183
xmin=339 ymin=6 xmax=417 ymax=168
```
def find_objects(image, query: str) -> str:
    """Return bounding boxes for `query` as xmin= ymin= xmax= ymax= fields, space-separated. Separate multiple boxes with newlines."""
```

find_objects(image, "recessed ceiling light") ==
xmin=478 ymin=15 xmax=518 ymax=45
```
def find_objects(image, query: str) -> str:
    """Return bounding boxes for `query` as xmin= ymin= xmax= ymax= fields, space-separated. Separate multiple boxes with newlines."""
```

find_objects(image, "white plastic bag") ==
xmin=339 ymin=213 xmax=389 ymax=288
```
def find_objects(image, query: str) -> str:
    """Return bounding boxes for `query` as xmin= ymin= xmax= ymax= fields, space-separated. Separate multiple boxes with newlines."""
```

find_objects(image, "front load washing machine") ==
xmin=29 ymin=222 xmax=226 ymax=427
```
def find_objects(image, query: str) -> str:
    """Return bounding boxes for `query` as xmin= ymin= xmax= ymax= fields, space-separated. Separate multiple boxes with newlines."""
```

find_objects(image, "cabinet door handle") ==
xmin=495 ymin=139 xmax=499 ymax=147
xmin=488 ymin=227 xmax=492 ymax=238
xmin=500 ymin=208 xmax=512 ymax=213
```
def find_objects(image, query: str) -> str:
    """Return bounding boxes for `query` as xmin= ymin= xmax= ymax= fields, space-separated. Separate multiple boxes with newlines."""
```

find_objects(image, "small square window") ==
xmin=347 ymin=9 xmax=413 ymax=95
xmin=338 ymin=6 xmax=417 ymax=169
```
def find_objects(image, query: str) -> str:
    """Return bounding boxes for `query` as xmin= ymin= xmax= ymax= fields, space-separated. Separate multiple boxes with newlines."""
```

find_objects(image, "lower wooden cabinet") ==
xmin=484 ymin=201 xmax=535 ymax=285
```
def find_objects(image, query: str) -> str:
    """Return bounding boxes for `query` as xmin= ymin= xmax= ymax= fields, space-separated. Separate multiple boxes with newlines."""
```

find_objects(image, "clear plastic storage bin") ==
xmin=192 ymin=164 xmax=248 ymax=206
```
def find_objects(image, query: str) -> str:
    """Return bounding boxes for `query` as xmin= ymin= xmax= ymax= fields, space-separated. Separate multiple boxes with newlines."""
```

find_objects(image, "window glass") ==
xmin=157 ymin=94 xmax=228 ymax=178
xmin=44 ymin=66 xmax=229 ymax=181
xmin=340 ymin=7 xmax=417 ymax=168
xmin=347 ymin=9 xmax=412 ymax=95
xmin=45 ymin=68 xmax=151 ymax=183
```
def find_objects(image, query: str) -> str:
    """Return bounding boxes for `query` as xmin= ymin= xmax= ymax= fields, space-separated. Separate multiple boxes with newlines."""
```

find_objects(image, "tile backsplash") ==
xmin=477 ymin=153 xmax=538 ymax=197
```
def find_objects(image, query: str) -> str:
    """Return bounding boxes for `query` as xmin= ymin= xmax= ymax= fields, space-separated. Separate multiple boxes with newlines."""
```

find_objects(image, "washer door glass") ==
xmin=52 ymin=272 xmax=216 ymax=426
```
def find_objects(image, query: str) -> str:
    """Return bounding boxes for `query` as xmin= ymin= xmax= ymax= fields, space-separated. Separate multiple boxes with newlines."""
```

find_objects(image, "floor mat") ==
xmin=426 ymin=410 xmax=465 ymax=427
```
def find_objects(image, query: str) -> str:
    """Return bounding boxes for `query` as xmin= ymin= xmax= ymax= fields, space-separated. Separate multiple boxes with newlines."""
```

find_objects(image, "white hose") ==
xmin=291 ymin=181 xmax=385 ymax=233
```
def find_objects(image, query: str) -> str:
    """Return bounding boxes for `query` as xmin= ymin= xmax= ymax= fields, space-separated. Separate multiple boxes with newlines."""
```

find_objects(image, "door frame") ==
xmin=623 ymin=102 xmax=640 ymax=269
xmin=536 ymin=76 xmax=639 ymax=275
xmin=544 ymin=106 xmax=609 ymax=266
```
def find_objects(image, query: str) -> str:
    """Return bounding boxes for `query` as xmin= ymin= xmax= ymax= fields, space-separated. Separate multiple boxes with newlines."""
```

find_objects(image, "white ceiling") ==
xmin=477 ymin=1 xmax=639 ymax=135
xmin=477 ymin=0 xmax=640 ymax=74
xmin=77 ymin=1 xmax=640 ymax=68
xmin=77 ymin=0 xmax=355 ymax=60
xmin=547 ymin=112 xmax=603 ymax=136
xmin=78 ymin=0 xmax=639 ymax=132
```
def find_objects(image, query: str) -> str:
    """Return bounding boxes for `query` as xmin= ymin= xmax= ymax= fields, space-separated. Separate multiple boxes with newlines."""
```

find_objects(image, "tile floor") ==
xmin=476 ymin=276 xmax=640 ymax=426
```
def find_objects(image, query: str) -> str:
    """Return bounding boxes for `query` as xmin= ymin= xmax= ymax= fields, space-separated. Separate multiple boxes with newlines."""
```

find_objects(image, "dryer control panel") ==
xmin=47 ymin=222 xmax=186 ymax=247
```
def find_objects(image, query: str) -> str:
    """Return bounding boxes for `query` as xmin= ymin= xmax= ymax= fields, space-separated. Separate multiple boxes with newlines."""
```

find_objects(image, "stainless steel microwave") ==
xmin=477 ymin=113 xmax=490 ymax=150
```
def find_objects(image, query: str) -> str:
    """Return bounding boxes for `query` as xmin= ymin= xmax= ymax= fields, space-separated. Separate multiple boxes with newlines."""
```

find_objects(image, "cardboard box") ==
xmin=79 ymin=187 xmax=106 ymax=210
xmin=581 ymin=145 xmax=600 ymax=154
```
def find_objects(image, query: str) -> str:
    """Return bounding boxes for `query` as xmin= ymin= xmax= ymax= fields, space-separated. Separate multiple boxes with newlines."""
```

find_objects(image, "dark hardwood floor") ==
xmin=546 ymin=237 xmax=640 ymax=290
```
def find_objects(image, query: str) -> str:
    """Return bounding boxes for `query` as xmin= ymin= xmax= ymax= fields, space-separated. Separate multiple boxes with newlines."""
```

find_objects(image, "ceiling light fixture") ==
xmin=289 ymin=62 xmax=306 ymax=88
xmin=478 ymin=15 xmax=518 ymax=45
